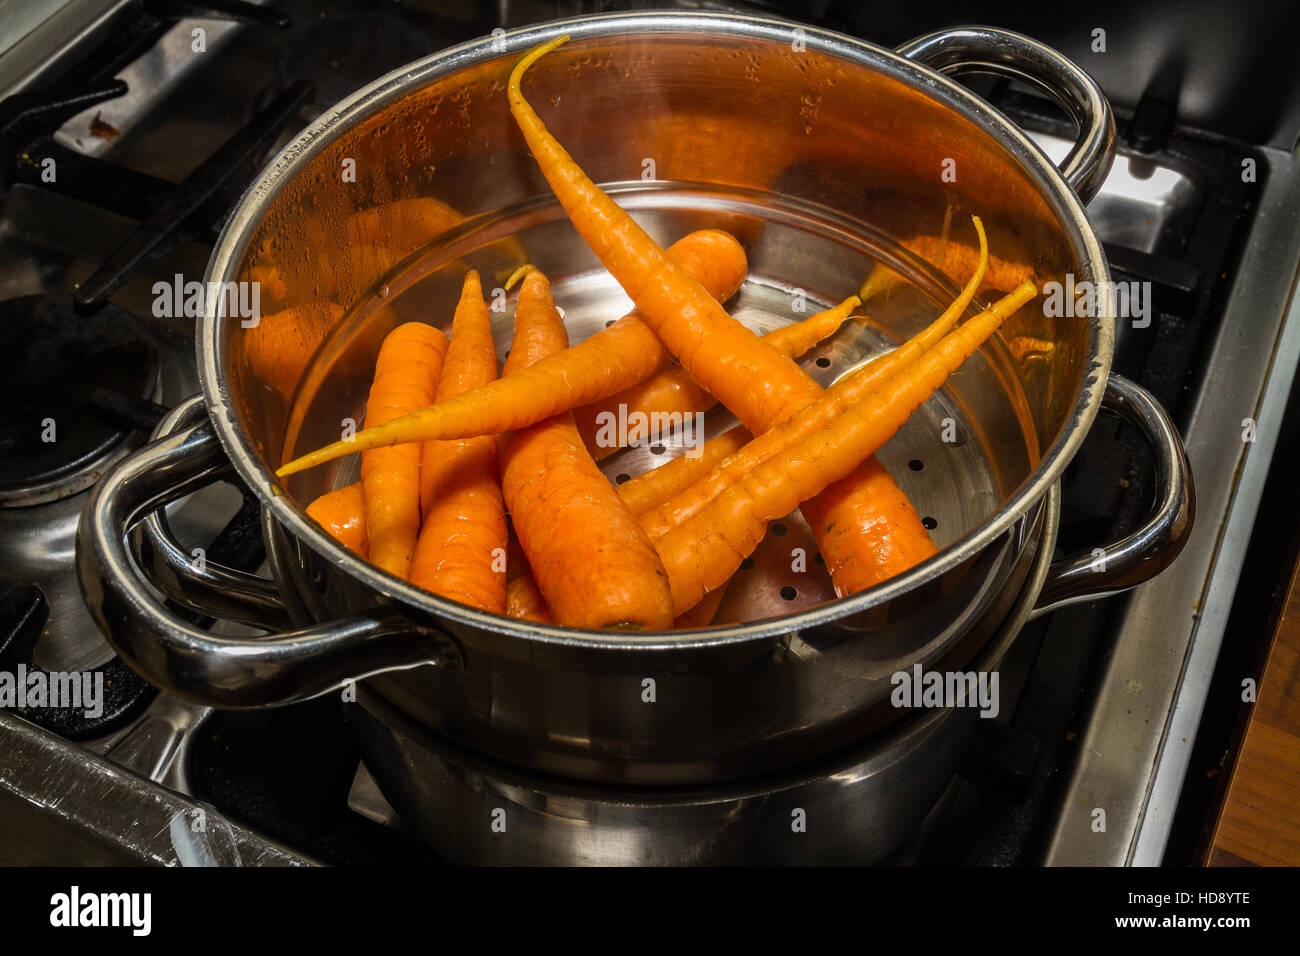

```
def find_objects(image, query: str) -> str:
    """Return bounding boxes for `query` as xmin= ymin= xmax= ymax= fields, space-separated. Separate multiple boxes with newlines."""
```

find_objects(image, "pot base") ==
xmin=346 ymin=484 xmax=1058 ymax=865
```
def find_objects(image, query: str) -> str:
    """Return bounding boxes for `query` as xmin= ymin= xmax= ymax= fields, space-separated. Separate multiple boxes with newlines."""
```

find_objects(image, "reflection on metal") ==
xmin=0 ymin=711 xmax=311 ymax=866
xmin=345 ymin=484 xmax=1059 ymax=864
xmin=52 ymin=16 xmax=245 ymax=157
xmin=0 ymin=0 xmax=128 ymax=96
xmin=1046 ymin=145 xmax=1300 ymax=866
xmin=1030 ymin=130 xmax=1203 ymax=255
xmin=93 ymin=694 xmax=213 ymax=795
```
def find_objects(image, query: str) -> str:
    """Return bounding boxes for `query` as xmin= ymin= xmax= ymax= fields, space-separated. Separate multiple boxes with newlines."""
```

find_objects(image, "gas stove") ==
xmin=1 ymin=0 xmax=1298 ymax=866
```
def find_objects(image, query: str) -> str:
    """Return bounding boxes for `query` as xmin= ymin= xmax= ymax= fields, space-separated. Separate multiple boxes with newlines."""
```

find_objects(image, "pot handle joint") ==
xmin=76 ymin=395 xmax=460 ymax=709
xmin=131 ymin=396 xmax=291 ymax=631
xmin=1031 ymin=374 xmax=1194 ymax=617
xmin=897 ymin=26 xmax=1116 ymax=203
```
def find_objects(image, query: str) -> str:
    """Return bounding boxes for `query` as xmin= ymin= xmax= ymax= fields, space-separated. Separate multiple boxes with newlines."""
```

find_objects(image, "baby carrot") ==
xmin=244 ymin=302 xmax=343 ymax=399
xmin=574 ymin=295 xmax=860 ymax=459
xmin=499 ymin=270 xmax=674 ymax=630
xmin=361 ymin=322 xmax=448 ymax=579
xmin=409 ymin=271 xmax=508 ymax=613
xmin=865 ymin=234 xmax=1035 ymax=301
xmin=658 ymin=279 xmax=1038 ymax=614
xmin=305 ymin=482 xmax=368 ymax=558
xmin=803 ymin=220 xmax=989 ymax=595
xmin=274 ymin=228 xmax=746 ymax=477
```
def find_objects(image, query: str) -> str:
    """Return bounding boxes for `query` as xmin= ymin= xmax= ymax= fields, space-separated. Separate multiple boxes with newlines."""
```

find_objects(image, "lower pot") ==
xmin=348 ymin=484 xmax=1058 ymax=865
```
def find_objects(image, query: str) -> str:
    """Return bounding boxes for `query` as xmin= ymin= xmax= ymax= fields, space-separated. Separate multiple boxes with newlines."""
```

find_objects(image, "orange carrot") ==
xmin=408 ymin=271 xmax=508 ymax=612
xmin=509 ymin=36 xmax=817 ymax=434
xmin=506 ymin=35 xmax=938 ymax=596
xmin=274 ymin=229 xmax=746 ymax=477
xmin=658 ymin=279 xmax=1038 ymax=614
xmin=640 ymin=218 xmax=992 ymax=542
xmin=245 ymin=302 xmax=343 ymax=399
xmin=361 ymin=322 xmax=448 ymax=578
xmin=344 ymin=197 xmax=530 ymax=279
xmin=575 ymin=295 xmax=860 ymax=459
xmin=616 ymin=425 xmax=750 ymax=517
xmin=609 ymin=294 xmax=863 ymax=512
xmin=864 ymin=234 xmax=1035 ymax=301
xmin=506 ymin=573 xmax=552 ymax=623
xmin=673 ymin=580 xmax=730 ymax=629
xmin=305 ymin=482 xmax=368 ymax=558
xmin=499 ymin=270 xmax=674 ymax=630
xmin=798 ymin=461 xmax=939 ymax=597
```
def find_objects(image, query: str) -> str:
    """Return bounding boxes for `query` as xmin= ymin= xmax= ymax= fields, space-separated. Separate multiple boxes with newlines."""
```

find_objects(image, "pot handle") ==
xmin=131 ymin=396 xmax=291 ymax=631
xmin=1030 ymin=375 xmax=1194 ymax=617
xmin=896 ymin=26 xmax=1116 ymax=203
xmin=76 ymin=398 xmax=460 ymax=709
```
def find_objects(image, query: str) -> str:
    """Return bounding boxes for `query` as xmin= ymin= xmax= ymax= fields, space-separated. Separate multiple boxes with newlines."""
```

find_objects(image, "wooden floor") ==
xmin=1208 ymin=554 xmax=1300 ymax=866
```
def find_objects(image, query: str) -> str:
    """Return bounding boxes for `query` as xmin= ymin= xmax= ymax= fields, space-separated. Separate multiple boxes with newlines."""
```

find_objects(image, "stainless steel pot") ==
xmin=77 ymin=14 xmax=1193 ymax=786
xmin=348 ymin=481 xmax=1061 ymax=865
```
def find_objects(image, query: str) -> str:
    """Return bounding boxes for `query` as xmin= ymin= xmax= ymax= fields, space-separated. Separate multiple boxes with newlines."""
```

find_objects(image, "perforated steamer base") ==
xmin=286 ymin=186 xmax=1034 ymax=627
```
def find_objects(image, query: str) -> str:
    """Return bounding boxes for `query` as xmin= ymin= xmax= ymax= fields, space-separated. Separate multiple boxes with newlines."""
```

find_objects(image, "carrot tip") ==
xmin=508 ymin=34 xmax=570 ymax=100
xmin=495 ymin=262 xmax=527 ymax=284
xmin=504 ymin=263 xmax=535 ymax=291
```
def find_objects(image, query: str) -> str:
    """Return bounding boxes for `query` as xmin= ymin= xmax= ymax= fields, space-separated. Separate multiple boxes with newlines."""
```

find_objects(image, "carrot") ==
xmin=658 ymin=279 xmax=1038 ymax=614
xmin=499 ymin=270 xmax=674 ymax=630
xmin=361 ymin=322 xmax=449 ymax=578
xmin=506 ymin=573 xmax=552 ymax=623
xmin=798 ymin=461 xmax=938 ymax=597
xmin=415 ymin=271 xmax=501 ymax=518
xmin=673 ymin=580 xmax=730 ymax=629
xmin=575 ymin=295 xmax=860 ymax=459
xmin=881 ymin=234 xmax=1035 ymax=299
xmin=506 ymin=35 xmax=941 ymax=596
xmin=616 ymin=425 xmax=750 ymax=517
xmin=305 ymin=482 xmax=368 ymax=558
xmin=508 ymin=35 xmax=826 ymax=435
xmin=244 ymin=302 xmax=343 ymax=399
xmin=274 ymin=228 xmax=747 ymax=477
xmin=408 ymin=271 xmax=508 ymax=612
xmin=344 ymin=197 xmax=530 ymax=280
xmin=609 ymin=294 xmax=861 ymax=511
xmin=640 ymin=218 xmax=992 ymax=542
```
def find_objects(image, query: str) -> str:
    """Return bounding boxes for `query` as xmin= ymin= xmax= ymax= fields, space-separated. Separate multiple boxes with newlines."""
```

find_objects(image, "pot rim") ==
xmin=200 ymin=10 xmax=1113 ymax=651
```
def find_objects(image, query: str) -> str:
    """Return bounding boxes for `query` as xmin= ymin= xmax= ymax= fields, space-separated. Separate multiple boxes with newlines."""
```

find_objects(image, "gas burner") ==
xmin=0 ymin=294 xmax=159 ymax=507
